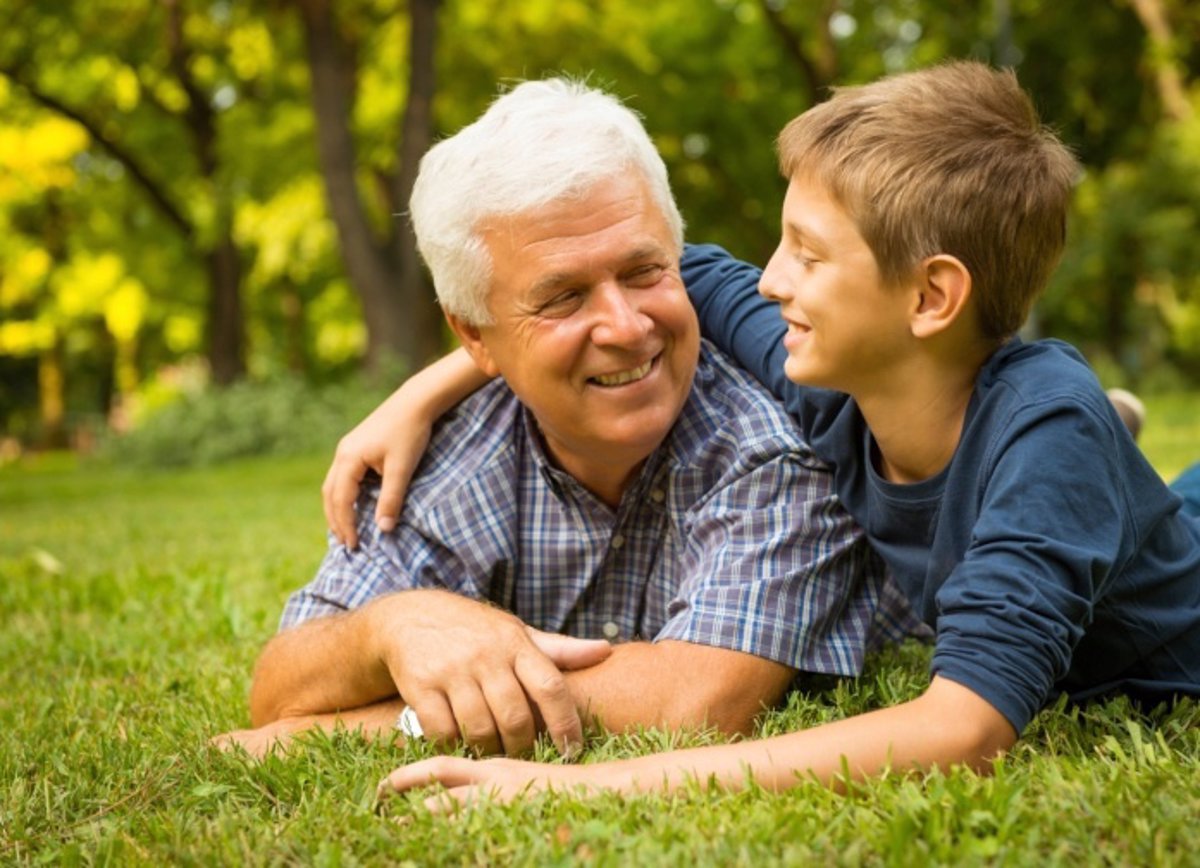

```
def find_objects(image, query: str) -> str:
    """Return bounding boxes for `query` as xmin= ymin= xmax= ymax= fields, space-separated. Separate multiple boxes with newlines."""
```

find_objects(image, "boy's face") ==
xmin=758 ymin=176 xmax=915 ymax=394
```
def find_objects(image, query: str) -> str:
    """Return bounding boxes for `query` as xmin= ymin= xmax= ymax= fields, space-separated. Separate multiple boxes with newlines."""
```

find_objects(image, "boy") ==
xmin=361 ymin=62 xmax=1200 ymax=804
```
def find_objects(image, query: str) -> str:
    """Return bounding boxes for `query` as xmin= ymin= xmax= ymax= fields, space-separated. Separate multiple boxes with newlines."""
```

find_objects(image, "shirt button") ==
xmin=602 ymin=621 xmax=620 ymax=640
xmin=611 ymin=534 xmax=625 ymax=549
xmin=650 ymin=488 xmax=665 ymax=503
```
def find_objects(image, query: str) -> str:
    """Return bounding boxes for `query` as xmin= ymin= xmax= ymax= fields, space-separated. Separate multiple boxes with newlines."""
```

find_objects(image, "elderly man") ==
xmin=219 ymin=79 xmax=910 ymax=758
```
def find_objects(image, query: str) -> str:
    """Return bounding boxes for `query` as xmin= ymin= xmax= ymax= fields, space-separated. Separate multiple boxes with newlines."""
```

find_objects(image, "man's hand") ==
xmin=215 ymin=699 xmax=407 ymax=759
xmin=371 ymin=590 xmax=611 ymax=757
xmin=212 ymin=717 xmax=310 ymax=759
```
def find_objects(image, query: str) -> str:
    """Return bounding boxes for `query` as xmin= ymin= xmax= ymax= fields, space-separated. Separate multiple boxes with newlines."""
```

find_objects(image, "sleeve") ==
xmin=930 ymin=399 xmax=1129 ymax=733
xmin=653 ymin=446 xmax=883 ymax=677
xmin=278 ymin=481 xmax=474 ymax=630
xmin=681 ymin=243 xmax=798 ymax=406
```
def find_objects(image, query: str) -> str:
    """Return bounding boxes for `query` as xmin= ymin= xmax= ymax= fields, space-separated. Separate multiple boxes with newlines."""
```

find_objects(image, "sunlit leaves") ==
xmin=0 ymin=320 xmax=55 ymax=356
xmin=235 ymin=177 xmax=334 ymax=286
xmin=0 ymin=117 xmax=88 ymax=194
xmin=1 ymin=0 xmax=1199 ymax=437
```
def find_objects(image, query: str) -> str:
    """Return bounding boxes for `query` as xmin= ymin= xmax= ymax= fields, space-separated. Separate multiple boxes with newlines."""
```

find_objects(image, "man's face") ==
xmin=455 ymin=174 xmax=699 ymax=492
xmin=757 ymin=175 xmax=914 ymax=396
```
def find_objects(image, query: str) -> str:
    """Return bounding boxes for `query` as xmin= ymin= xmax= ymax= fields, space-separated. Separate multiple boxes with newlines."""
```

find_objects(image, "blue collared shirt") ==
xmin=282 ymin=341 xmax=919 ymax=675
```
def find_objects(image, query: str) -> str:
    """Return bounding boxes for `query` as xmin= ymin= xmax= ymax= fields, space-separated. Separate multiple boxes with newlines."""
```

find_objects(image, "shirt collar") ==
xmin=519 ymin=403 xmax=670 ymax=513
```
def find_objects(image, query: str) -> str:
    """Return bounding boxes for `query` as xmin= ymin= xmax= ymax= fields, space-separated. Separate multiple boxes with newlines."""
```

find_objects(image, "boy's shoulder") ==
xmin=965 ymin=338 xmax=1159 ymax=499
xmin=977 ymin=338 xmax=1109 ymax=414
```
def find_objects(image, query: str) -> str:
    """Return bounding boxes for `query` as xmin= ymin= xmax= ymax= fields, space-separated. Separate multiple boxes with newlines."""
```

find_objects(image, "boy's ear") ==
xmin=910 ymin=254 xmax=973 ymax=339
xmin=445 ymin=312 xmax=502 ymax=378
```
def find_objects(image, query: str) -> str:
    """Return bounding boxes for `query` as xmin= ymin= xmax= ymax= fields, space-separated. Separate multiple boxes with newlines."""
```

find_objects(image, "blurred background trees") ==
xmin=1 ymin=0 xmax=1197 ymax=457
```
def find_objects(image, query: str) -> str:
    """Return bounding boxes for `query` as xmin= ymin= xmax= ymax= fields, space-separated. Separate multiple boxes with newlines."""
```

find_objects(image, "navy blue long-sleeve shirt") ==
xmin=683 ymin=243 xmax=1200 ymax=733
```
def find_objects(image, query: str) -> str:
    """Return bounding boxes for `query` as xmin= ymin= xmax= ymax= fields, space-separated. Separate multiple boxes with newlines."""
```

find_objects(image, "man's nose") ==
xmin=591 ymin=283 xmax=652 ymax=346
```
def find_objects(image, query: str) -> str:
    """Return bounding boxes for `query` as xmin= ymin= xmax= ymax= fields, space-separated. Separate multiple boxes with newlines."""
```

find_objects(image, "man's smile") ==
xmin=589 ymin=354 xmax=659 ymax=387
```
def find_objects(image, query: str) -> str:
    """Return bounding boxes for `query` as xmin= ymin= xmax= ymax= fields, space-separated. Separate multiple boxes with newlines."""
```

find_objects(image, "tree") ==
xmin=0 ymin=0 xmax=251 ymax=384
xmin=295 ymin=0 xmax=443 ymax=374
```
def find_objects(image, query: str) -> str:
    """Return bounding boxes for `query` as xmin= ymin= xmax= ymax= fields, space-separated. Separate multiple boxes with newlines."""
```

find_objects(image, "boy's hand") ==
xmin=322 ymin=348 xmax=492 ymax=548
xmin=377 ymin=755 xmax=601 ymax=813
xmin=322 ymin=410 xmax=430 ymax=548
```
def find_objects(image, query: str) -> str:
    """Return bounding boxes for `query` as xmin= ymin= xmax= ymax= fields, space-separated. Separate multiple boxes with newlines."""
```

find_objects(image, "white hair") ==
xmin=408 ymin=78 xmax=685 ymax=325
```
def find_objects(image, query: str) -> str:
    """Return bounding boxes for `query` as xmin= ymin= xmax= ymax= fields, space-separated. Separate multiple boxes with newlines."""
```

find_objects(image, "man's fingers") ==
xmin=526 ymin=627 xmax=612 ymax=671
xmin=479 ymin=673 xmax=537 ymax=756
xmin=445 ymin=683 xmax=501 ymax=756
xmin=209 ymin=727 xmax=284 ymax=759
xmin=513 ymin=650 xmax=582 ymax=756
xmin=402 ymin=692 xmax=456 ymax=748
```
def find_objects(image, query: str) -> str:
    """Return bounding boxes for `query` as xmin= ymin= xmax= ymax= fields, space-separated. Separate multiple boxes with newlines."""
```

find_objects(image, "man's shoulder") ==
xmin=407 ymin=380 xmax=525 ymax=502
xmin=668 ymin=341 xmax=819 ymax=471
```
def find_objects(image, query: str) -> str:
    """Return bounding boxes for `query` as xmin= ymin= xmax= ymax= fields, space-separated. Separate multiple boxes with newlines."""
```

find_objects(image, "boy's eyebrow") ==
xmin=785 ymin=220 xmax=829 ymax=250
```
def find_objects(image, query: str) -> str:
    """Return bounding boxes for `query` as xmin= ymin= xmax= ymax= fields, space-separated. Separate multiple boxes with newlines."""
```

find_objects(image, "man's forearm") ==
xmin=562 ymin=640 xmax=796 ymax=736
xmin=249 ymin=605 xmax=396 ymax=726
xmin=276 ymin=697 xmax=407 ymax=740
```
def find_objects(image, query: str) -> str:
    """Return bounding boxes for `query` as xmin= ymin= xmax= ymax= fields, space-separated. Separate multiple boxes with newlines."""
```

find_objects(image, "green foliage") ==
xmin=96 ymin=370 xmax=398 ymax=468
xmin=1044 ymin=107 xmax=1200 ymax=383
xmin=3 ymin=0 xmax=1200 ymax=444
xmin=1 ymin=453 xmax=1199 ymax=864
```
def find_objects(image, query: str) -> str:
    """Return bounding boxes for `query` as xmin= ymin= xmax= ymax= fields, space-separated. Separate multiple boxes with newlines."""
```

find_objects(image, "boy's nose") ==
xmin=758 ymin=251 xmax=788 ymax=301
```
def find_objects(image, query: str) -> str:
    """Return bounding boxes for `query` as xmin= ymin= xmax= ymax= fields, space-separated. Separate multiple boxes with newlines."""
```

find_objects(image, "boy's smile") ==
xmin=758 ymin=175 xmax=915 ymax=396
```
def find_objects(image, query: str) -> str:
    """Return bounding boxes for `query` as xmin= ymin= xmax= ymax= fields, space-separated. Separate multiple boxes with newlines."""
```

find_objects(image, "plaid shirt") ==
xmin=282 ymin=342 xmax=919 ymax=676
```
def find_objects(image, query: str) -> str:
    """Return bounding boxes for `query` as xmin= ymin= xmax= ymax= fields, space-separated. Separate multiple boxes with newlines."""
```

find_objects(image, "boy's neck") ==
xmin=854 ymin=347 xmax=991 ymax=485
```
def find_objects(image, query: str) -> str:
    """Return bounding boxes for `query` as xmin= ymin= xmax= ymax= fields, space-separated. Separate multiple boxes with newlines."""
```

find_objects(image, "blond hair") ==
xmin=777 ymin=61 xmax=1078 ymax=341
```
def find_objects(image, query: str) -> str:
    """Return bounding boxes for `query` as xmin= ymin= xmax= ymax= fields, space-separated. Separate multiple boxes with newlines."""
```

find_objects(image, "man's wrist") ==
xmin=362 ymin=591 xmax=411 ymax=674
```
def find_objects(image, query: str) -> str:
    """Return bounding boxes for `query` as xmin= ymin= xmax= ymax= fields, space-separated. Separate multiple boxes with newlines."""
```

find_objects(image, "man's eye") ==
xmin=539 ymin=291 xmax=583 ymax=315
xmin=625 ymin=265 xmax=665 ymax=287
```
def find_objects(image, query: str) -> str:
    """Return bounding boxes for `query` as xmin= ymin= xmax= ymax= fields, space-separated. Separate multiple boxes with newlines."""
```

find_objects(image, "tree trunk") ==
xmin=1127 ymin=0 xmax=1192 ymax=121
xmin=38 ymin=335 xmax=68 ymax=450
xmin=164 ymin=0 xmax=247 ymax=384
xmin=393 ymin=0 xmax=444 ymax=368
xmin=297 ymin=0 xmax=443 ymax=374
xmin=280 ymin=282 xmax=308 ymax=375
xmin=206 ymin=238 xmax=245 ymax=385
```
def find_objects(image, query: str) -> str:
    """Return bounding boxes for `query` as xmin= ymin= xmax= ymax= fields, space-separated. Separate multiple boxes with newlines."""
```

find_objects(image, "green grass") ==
xmin=1141 ymin=392 xmax=1200 ymax=482
xmin=2 ymin=446 xmax=1198 ymax=865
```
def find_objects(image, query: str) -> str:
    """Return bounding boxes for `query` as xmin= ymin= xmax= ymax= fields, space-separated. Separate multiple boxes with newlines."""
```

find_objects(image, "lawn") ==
xmin=1 ymin=412 xmax=1198 ymax=865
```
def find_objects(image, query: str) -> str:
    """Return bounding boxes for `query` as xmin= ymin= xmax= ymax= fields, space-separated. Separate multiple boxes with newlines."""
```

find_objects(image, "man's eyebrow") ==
xmin=528 ymin=272 xmax=576 ymax=298
xmin=527 ymin=244 xmax=670 ymax=297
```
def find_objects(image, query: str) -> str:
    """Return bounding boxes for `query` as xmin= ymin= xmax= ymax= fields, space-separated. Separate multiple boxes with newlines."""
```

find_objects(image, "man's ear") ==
xmin=910 ymin=254 xmax=972 ymax=339
xmin=445 ymin=312 xmax=501 ymax=377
